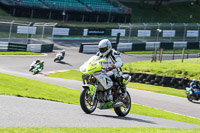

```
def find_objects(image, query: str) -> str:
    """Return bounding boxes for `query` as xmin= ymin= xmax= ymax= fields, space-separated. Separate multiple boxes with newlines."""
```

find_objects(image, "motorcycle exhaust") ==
xmin=113 ymin=101 xmax=123 ymax=108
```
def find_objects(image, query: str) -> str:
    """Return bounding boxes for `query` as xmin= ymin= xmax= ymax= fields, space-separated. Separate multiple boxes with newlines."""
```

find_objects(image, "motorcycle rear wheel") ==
xmin=80 ymin=89 xmax=97 ymax=114
xmin=114 ymin=91 xmax=131 ymax=117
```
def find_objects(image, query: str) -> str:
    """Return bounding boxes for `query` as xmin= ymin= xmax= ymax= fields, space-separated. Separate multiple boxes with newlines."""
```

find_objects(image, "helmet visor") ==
xmin=99 ymin=47 xmax=108 ymax=53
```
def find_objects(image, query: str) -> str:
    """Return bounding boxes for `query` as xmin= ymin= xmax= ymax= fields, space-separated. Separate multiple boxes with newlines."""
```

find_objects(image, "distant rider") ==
xmin=38 ymin=61 xmax=44 ymax=71
xmin=29 ymin=59 xmax=40 ymax=71
xmin=96 ymin=39 xmax=126 ymax=96
xmin=190 ymin=79 xmax=200 ymax=95
xmin=61 ymin=49 xmax=65 ymax=59
xmin=57 ymin=49 xmax=65 ymax=60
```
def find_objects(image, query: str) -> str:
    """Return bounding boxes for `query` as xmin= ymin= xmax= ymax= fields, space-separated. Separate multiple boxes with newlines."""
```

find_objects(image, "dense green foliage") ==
xmin=122 ymin=2 xmax=200 ymax=23
xmin=1 ymin=2 xmax=200 ymax=27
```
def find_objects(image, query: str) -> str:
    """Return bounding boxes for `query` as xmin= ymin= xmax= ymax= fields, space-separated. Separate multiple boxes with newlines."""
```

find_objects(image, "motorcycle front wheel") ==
xmin=114 ymin=91 xmax=131 ymax=117
xmin=80 ymin=89 xmax=97 ymax=114
xmin=29 ymin=67 xmax=33 ymax=72
xmin=187 ymin=95 xmax=193 ymax=102
xmin=54 ymin=58 xmax=59 ymax=63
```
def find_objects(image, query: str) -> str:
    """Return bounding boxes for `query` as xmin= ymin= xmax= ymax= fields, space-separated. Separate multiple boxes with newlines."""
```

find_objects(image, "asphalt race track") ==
xmin=0 ymin=95 xmax=200 ymax=129
xmin=0 ymin=41 xmax=200 ymax=128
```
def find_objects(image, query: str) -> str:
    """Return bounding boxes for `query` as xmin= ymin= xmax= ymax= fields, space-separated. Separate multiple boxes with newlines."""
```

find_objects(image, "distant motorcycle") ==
xmin=32 ymin=64 xmax=43 ymax=75
xmin=54 ymin=53 xmax=64 ymax=63
xmin=29 ymin=62 xmax=37 ymax=72
xmin=185 ymin=87 xmax=200 ymax=102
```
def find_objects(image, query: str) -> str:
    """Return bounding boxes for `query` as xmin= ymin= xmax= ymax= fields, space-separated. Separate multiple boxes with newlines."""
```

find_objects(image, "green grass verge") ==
xmin=0 ymin=52 xmax=41 ymax=55
xmin=1 ymin=72 xmax=200 ymax=125
xmin=1 ymin=127 xmax=200 ymax=133
xmin=124 ymin=50 xmax=200 ymax=54
xmin=122 ymin=58 xmax=200 ymax=80
xmin=127 ymin=82 xmax=185 ymax=98
xmin=0 ymin=73 xmax=80 ymax=104
xmin=132 ymin=103 xmax=200 ymax=125
xmin=47 ymin=70 xmax=82 ymax=81
xmin=47 ymin=70 xmax=186 ymax=98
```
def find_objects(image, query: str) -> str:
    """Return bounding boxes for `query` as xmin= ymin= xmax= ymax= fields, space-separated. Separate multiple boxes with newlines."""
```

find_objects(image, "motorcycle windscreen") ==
xmin=80 ymin=55 xmax=101 ymax=73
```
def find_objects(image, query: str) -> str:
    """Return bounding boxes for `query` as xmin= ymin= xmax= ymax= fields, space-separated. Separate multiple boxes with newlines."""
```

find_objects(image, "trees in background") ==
xmin=196 ymin=0 xmax=200 ymax=5
xmin=139 ymin=0 xmax=199 ymax=11
xmin=153 ymin=0 xmax=164 ymax=11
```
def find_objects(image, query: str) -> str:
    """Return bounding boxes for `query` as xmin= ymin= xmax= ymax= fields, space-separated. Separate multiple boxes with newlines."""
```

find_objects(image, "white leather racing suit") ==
xmin=96 ymin=49 xmax=123 ymax=85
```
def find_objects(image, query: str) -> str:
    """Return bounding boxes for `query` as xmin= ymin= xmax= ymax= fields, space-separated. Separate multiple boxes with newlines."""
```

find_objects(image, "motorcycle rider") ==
xmin=39 ymin=61 xmax=44 ymax=71
xmin=96 ymin=39 xmax=127 ymax=96
xmin=29 ymin=59 xmax=40 ymax=71
xmin=190 ymin=79 xmax=200 ymax=96
xmin=60 ymin=49 xmax=65 ymax=59
xmin=57 ymin=49 xmax=65 ymax=60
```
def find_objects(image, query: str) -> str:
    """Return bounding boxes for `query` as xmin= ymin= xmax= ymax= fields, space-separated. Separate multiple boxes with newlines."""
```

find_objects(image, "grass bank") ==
xmin=1 ymin=72 xmax=200 ymax=125
xmin=47 ymin=70 xmax=186 ymax=98
xmin=0 ymin=52 xmax=41 ymax=55
xmin=47 ymin=70 xmax=82 ymax=81
xmin=127 ymin=82 xmax=185 ymax=98
xmin=0 ymin=73 xmax=80 ymax=104
xmin=1 ymin=127 xmax=200 ymax=133
xmin=122 ymin=58 xmax=200 ymax=80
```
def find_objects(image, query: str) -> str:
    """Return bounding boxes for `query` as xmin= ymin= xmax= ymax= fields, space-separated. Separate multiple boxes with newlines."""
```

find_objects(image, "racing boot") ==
xmin=120 ymin=78 xmax=127 ymax=98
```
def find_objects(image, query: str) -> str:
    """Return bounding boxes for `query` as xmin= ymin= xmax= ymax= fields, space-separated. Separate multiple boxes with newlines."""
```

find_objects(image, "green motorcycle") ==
xmin=80 ymin=56 xmax=131 ymax=117
xmin=32 ymin=64 xmax=43 ymax=75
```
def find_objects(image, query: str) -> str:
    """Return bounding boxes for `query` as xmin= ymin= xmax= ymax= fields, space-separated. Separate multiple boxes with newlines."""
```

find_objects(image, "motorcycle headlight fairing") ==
xmin=80 ymin=66 xmax=86 ymax=73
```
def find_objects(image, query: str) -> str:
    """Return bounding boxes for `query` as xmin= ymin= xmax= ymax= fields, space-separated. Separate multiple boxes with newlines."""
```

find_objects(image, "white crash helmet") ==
xmin=61 ymin=49 xmax=65 ymax=53
xmin=98 ymin=39 xmax=112 ymax=57
xmin=192 ymin=79 xmax=197 ymax=83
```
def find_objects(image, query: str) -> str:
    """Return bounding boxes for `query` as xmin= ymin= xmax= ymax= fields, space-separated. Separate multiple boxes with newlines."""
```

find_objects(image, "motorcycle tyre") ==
xmin=54 ymin=59 xmax=58 ymax=62
xmin=29 ymin=67 xmax=33 ymax=72
xmin=33 ymin=70 xmax=39 ymax=75
xmin=187 ymin=95 xmax=193 ymax=102
xmin=80 ymin=89 xmax=97 ymax=114
xmin=114 ymin=91 xmax=131 ymax=117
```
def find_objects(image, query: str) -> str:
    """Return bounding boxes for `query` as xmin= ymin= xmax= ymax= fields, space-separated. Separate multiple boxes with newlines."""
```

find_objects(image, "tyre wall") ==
xmin=0 ymin=42 xmax=53 ymax=52
xmin=123 ymin=72 xmax=191 ymax=90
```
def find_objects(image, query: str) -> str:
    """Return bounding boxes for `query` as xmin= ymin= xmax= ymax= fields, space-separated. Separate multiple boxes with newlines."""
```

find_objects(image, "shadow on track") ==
xmin=191 ymin=101 xmax=200 ymax=104
xmin=90 ymin=113 xmax=156 ymax=124
xmin=57 ymin=61 xmax=73 ymax=66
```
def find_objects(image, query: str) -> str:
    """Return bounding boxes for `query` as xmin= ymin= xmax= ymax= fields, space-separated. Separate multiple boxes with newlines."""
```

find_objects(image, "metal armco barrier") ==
xmin=0 ymin=42 xmax=8 ymax=51
xmin=79 ymin=41 xmax=200 ymax=53
xmin=41 ymin=44 xmax=54 ymax=52
xmin=117 ymin=43 xmax=132 ymax=52
xmin=27 ymin=44 xmax=42 ymax=53
xmin=8 ymin=43 xmax=27 ymax=51
xmin=0 ymin=42 xmax=53 ymax=52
